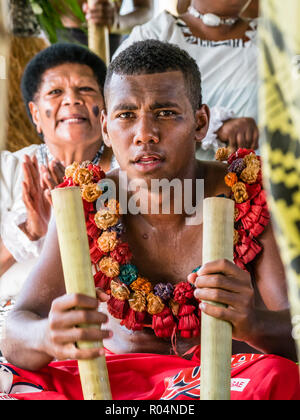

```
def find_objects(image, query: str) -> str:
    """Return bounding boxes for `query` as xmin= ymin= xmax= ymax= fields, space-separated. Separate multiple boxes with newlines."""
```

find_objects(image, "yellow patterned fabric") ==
xmin=258 ymin=1 xmax=300 ymax=362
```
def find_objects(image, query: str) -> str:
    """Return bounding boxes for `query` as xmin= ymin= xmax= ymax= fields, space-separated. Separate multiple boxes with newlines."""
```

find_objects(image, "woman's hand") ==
xmin=20 ymin=155 xmax=52 ymax=241
xmin=40 ymin=158 xmax=65 ymax=192
xmin=45 ymin=292 xmax=112 ymax=361
xmin=188 ymin=259 xmax=257 ymax=343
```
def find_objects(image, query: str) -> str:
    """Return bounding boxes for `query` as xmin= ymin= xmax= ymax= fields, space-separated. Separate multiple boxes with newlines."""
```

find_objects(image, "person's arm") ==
xmin=1 ymin=218 xmax=111 ymax=371
xmin=177 ymin=0 xmax=190 ymax=15
xmin=116 ymin=0 xmax=153 ymax=33
xmin=0 ymin=238 xmax=16 ymax=276
xmin=83 ymin=0 xmax=153 ymax=34
xmin=189 ymin=221 xmax=297 ymax=361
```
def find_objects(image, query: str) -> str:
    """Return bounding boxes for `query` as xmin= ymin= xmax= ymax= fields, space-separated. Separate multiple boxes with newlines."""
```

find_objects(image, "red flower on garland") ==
xmin=240 ymin=204 xmax=270 ymax=237
xmin=228 ymin=149 xmax=255 ymax=165
xmin=235 ymin=229 xmax=262 ymax=265
xmin=94 ymin=270 xmax=111 ymax=292
xmin=86 ymin=217 xmax=100 ymax=239
xmin=177 ymin=304 xmax=200 ymax=338
xmin=110 ymin=242 xmax=132 ymax=265
xmin=152 ymin=307 xmax=177 ymax=338
xmin=83 ymin=200 xmax=95 ymax=217
xmin=58 ymin=177 xmax=75 ymax=188
xmin=121 ymin=309 xmax=146 ymax=331
xmin=87 ymin=163 xmax=105 ymax=183
xmin=89 ymin=239 xmax=106 ymax=264
xmin=173 ymin=282 xmax=194 ymax=305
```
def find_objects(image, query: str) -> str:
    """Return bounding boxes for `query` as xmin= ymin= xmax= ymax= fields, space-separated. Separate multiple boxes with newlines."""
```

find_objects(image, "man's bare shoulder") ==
xmin=197 ymin=159 xmax=231 ymax=197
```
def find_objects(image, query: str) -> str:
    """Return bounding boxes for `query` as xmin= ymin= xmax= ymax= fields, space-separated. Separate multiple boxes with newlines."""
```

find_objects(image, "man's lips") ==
xmin=132 ymin=153 xmax=165 ymax=165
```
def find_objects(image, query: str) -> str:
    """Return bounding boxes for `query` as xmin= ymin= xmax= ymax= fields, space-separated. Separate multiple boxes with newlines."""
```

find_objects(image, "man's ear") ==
xmin=101 ymin=109 xmax=112 ymax=148
xmin=195 ymin=104 xmax=210 ymax=144
xmin=28 ymin=101 xmax=42 ymax=134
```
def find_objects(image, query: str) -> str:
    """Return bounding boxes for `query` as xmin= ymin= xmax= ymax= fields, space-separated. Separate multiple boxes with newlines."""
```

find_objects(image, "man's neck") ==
xmin=45 ymin=139 xmax=103 ymax=166
xmin=127 ymin=159 xmax=202 ymax=228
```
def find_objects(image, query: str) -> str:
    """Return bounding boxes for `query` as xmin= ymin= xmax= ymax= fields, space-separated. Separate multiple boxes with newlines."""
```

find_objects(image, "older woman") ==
xmin=0 ymin=44 xmax=116 ymax=346
xmin=115 ymin=0 xmax=260 ymax=159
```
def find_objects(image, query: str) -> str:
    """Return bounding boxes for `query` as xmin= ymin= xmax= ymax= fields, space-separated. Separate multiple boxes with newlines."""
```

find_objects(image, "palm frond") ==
xmin=27 ymin=0 xmax=86 ymax=43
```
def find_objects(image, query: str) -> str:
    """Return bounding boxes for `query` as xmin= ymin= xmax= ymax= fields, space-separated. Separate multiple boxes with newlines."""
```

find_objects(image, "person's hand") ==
xmin=40 ymin=158 xmax=65 ymax=192
xmin=20 ymin=155 xmax=52 ymax=241
xmin=188 ymin=259 xmax=256 ymax=343
xmin=45 ymin=292 xmax=112 ymax=361
xmin=216 ymin=117 xmax=259 ymax=151
xmin=82 ymin=0 xmax=116 ymax=27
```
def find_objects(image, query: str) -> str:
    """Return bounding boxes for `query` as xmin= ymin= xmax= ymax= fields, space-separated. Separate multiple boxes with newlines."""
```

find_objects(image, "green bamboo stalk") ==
xmin=51 ymin=187 xmax=112 ymax=400
xmin=200 ymin=197 xmax=234 ymax=400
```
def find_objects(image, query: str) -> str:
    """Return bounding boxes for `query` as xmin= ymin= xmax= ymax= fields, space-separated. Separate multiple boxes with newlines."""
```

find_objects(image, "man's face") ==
xmin=102 ymin=71 xmax=208 ymax=182
xmin=29 ymin=63 xmax=104 ymax=149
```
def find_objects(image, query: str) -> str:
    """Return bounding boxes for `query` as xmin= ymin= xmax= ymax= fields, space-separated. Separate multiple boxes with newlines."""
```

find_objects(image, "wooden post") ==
xmin=0 ymin=0 xmax=10 ymax=151
xmin=51 ymin=187 xmax=112 ymax=400
xmin=88 ymin=0 xmax=110 ymax=65
xmin=200 ymin=197 xmax=234 ymax=400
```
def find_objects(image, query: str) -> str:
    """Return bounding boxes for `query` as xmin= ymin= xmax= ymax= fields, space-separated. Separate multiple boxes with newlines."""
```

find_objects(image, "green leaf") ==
xmin=26 ymin=0 xmax=87 ymax=43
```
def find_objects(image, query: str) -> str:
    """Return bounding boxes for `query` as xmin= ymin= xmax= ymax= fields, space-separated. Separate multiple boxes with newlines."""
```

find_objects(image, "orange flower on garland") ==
xmin=147 ymin=292 xmax=165 ymax=315
xmin=97 ymin=231 xmax=119 ymax=253
xmin=81 ymin=183 xmax=102 ymax=203
xmin=129 ymin=291 xmax=147 ymax=312
xmin=99 ymin=256 xmax=120 ymax=278
xmin=215 ymin=147 xmax=232 ymax=162
xmin=240 ymin=162 xmax=260 ymax=184
xmin=110 ymin=279 xmax=130 ymax=300
xmin=94 ymin=208 xmax=119 ymax=230
xmin=106 ymin=199 xmax=120 ymax=216
xmin=73 ymin=167 xmax=93 ymax=186
xmin=225 ymin=172 xmax=238 ymax=188
xmin=232 ymin=182 xmax=249 ymax=204
xmin=65 ymin=162 xmax=79 ymax=179
xmin=131 ymin=277 xmax=153 ymax=295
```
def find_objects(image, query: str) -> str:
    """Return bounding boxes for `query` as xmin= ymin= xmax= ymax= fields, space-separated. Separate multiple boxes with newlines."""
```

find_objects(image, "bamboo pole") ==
xmin=0 ymin=0 xmax=10 ymax=152
xmin=200 ymin=197 xmax=234 ymax=400
xmin=51 ymin=187 xmax=112 ymax=400
xmin=88 ymin=0 xmax=110 ymax=65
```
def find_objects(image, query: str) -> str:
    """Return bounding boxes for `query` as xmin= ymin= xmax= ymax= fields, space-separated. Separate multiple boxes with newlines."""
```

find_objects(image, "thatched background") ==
xmin=6 ymin=36 xmax=48 ymax=152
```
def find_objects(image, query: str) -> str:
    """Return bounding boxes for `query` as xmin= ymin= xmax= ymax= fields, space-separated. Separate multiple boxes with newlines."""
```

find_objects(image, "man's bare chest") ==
xmin=123 ymin=218 xmax=203 ymax=286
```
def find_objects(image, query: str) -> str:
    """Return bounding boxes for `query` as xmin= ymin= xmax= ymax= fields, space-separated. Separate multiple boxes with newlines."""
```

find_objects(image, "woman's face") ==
xmin=29 ymin=63 xmax=104 ymax=148
xmin=193 ymin=0 xmax=250 ymax=15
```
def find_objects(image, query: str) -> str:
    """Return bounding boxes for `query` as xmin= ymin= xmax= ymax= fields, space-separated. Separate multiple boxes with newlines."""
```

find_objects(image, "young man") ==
xmin=0 ymin=40 xmax=299 ymax=400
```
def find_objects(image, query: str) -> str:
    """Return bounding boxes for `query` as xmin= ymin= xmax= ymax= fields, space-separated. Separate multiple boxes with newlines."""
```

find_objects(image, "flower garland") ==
xmin=216 ymin=147 xmax=270 ymax=270
xmin=56 ymin=148 xmax=269 ymax=339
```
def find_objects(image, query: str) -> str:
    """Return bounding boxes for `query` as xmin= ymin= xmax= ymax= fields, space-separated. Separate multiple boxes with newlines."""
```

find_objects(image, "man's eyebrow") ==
xmin=150 ymin=101 xmax=180 ymax=110
xmin=111 ymin=101 xmax=181 ymax=112
xmin=112 ymin=103 xmax=138 ymax=112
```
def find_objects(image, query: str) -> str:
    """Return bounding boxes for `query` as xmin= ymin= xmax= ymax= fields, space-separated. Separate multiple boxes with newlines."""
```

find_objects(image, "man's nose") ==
xmin=133 ymin=115 xmax=159 ymax=145
xmin=61 ymin=89 xmax=84 ymax=106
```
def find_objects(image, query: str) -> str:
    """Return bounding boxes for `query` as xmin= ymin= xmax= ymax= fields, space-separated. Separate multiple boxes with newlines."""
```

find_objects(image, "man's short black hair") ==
xmin=21 ymin=43 xmax=107 ymax=123
xmin=105 ymin=40 xmax=202 ymax=111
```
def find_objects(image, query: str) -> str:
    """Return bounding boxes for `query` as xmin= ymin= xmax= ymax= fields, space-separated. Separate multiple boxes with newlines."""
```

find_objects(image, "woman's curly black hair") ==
xmin=105 ymin=39 xmax=202 ymax=111
xmin=21 ymin=43 xmax=107 ymax=124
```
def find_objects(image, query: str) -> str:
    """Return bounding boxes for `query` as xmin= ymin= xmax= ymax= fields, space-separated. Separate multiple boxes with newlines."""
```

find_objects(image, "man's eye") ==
xmin=118 ymin=112 xmax=135 ymax=119
xmin=157 ymin=110 xmax=176 ymax=117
